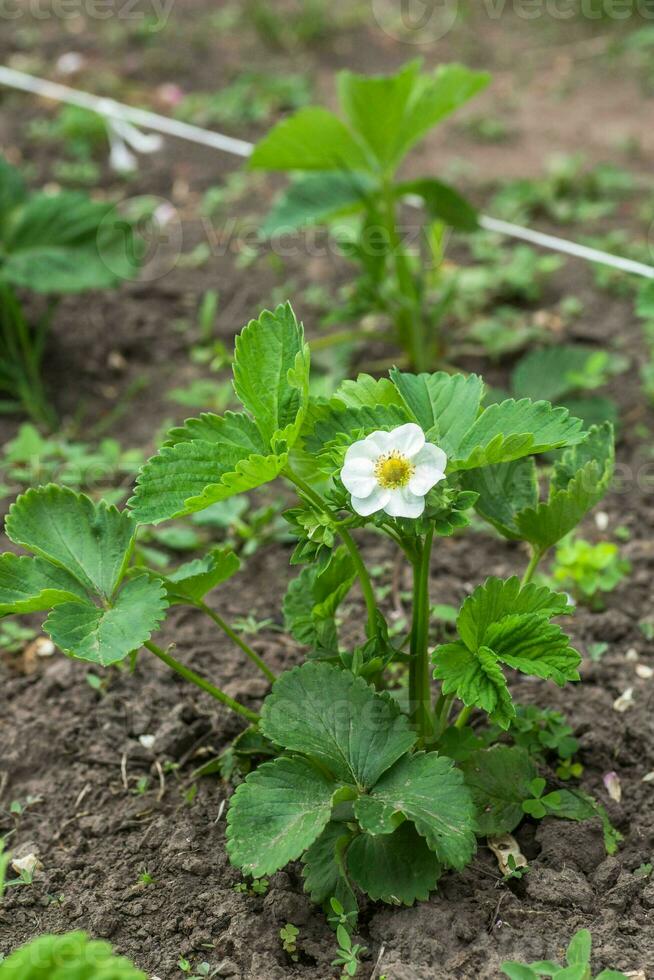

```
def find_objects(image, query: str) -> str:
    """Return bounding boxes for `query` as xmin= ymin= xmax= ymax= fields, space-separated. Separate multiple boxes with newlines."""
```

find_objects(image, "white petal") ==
xmin=386 ymin=423 xmax=425 ymax=459
xmin=409 ymin=443 xmax=448 ymax=495
xmin=343 ymin=474 xmax=377 ymax=497
xmin=364 ymin=430 xmax=394 ymax=454
xmin=351 ymin=486 xmax=390 ymax=517
xmin=343 ymin=438 xmax=376 ymax=465
xmin=383 ymin=488 xmax=425 ymax=519
xmin=341 ymin=456 xmax=376 ymax=496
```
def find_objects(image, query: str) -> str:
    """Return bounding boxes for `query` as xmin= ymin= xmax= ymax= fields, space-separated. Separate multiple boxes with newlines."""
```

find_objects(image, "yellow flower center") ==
xmin=375 ymin=451 xmax=414 ymax=490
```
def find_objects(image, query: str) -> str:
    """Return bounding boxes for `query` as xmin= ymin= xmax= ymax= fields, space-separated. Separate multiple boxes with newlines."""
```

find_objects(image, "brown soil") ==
xmin=1 ymin=3 xmax=654 ymax=978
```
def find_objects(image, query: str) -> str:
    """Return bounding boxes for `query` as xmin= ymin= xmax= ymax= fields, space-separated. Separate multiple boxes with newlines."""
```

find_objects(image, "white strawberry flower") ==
xmin=340 ymin=423 xmax=447 ymax=519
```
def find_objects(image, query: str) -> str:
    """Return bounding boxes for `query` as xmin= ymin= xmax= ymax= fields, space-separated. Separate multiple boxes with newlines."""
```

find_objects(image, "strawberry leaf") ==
xmin=260 ymin=662 xmax=416 ymax=788
xmin=5 ymin=485 xmax=135 ymax=599
xmin=354 ymin=752 xmax=477 ymax=870
xmin=347 ymin=822 xmax=442 ymax=905
xmin=44 ymin=575 xmax=167 ymax=667
xmin=226 ymin=756 xmax=337 ymax=877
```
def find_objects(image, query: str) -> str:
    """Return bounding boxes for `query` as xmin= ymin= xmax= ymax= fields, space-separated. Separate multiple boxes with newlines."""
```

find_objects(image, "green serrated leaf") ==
xmin=457 ymin=577 xmax=571 ymax=651
xmin=162 ymin=410 xmax=265 ymax=450
xmin=515 ymin=423 xmax=614 ymax=552
xmin=337 ymin=60 xmax=421 ymax=170
xmin=393 ymin=64 xmax=491 ymax=164
xmin=44 ymin=575 xmax=167 ymax=666
xmin=302 ymin=821 xmax=356 ymax=910
xmin=2 ymin=192 xmax=138 ymax=292
xmin=303 ymin=401 xmax=410 ymax=460
xmin=226 ymin=755 xmax=336 ymax=877
xmin=354 ymin=752 xmax=476 ymax=870
xmin=249 ymin=107 xmax=370 ymax=172
xmin=6 ymin=486 xmax=135 ymax=599
xmin=433 ymin=643 xmax=516 ymax=729
xmin=389 ymin=369 xmax=484 ymax=457
xmin=283 ymin=547 xmax=355 ymax=656
xmin=461 ymin=746 xmax=537 ymax=836
xmin=232 ymin=302 xmax=310 ymax=450
xmin=462 ymin=457 xmax=539 ymax=540
xmin=486 ymin=616 xmax=581 ymax=686
xmin=0 ymin=553 xmax=87 ymax=615
xmin=128 ymin=413 xmax=285 ymax=525
xmin=261 ymin=172 xmax=371 ymax=236
xmin=450 ymin=399 xmax=585 ymax=471
xmin=162 ymin=548 xmax=240 ymax=604
xmin=511 ymin=346 xmax=602 ymax=403
xmin=261 ymin=662 xmax=416 ymax=788
xmin=347 ymin=821 xmax=441 ymax=905
xmin=434 ymin=577 xmax=578 ymax=724
xmin=334 ymin=374 xmax=405 ymax=410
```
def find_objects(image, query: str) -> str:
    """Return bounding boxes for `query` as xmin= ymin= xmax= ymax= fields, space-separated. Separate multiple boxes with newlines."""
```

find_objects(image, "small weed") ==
xmin=280 ymin=923 xmax=300 ymax=962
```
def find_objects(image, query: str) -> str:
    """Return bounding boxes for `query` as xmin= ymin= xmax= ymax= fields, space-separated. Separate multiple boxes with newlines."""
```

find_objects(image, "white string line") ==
xmin=2 ymin=65 xmax=653 ymax=281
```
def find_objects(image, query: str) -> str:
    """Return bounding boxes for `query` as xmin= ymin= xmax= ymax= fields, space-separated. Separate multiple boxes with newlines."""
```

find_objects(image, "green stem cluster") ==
xmin=409 ymin=527 xmax=434 ymax=740
xmin=284 ymin=467 xmax=379 ymax=637
xmin=140 ymin=480 xmax=549 ymax=738
xmin=381 ymin=183 xmax=429 ymax=374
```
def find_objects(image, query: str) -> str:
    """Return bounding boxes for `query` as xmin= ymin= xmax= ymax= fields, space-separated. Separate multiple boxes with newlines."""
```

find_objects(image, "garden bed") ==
xmin=1 ymin=4 xmax=654 ymax=978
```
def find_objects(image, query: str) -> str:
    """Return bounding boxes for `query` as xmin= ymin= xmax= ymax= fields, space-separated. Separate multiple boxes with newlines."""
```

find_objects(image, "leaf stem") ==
xmin=454 ymin=705 xmax=473 ymax=729
xmin=144 ymin=640 xmax=260 ymax=723
xmin=433 ymin=692 xmax=455 ymax=737
xmin=284 ymin=468 xmax=379 ymax=637
xmin=197 ymin=601 xmax=277 ymax=684
xmin=409 ymin=526 xmax=434 ymax=739
xmin=521 ymin=547 xmax=544 ymax=586
xmin=381 ymin=182 xmax=427 ymax=373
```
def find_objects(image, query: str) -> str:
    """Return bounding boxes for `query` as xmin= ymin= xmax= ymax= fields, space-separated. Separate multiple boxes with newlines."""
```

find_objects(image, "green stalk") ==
xmin=433 ymin=692 xmax=455 ymax=738
xmin=284 ymin=468 xmax=379 ymax=637
xmin=380 ymin=183 xmax=428 ymax=373
xmin=454 ymin=705 xmax=473 ymax=729
xmin=198 ymin=601 xmax=276 ymax=684
xmin=408 ymin=527 xmax=434 ymax=739
xmin=144 ymin=640 xmax=260 ymax=723
xmin=522 ymin=546 xmax=544 ymax=586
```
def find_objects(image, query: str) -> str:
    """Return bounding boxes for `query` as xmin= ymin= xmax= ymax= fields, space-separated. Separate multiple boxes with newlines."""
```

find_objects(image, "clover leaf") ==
xmin=433 ymin=577 xmax=580 ymax=729
xmin=226 ymin=662 xmax=476 ymax=905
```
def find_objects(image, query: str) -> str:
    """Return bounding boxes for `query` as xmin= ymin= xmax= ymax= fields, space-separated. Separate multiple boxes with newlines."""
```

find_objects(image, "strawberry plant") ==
xmin=0 ymin=303 xmax=617 ymax=921
xmin=250 ymin=61 xmax=489 ymax=371
xmin=0 ymin=155 xmax=139 ymax=426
